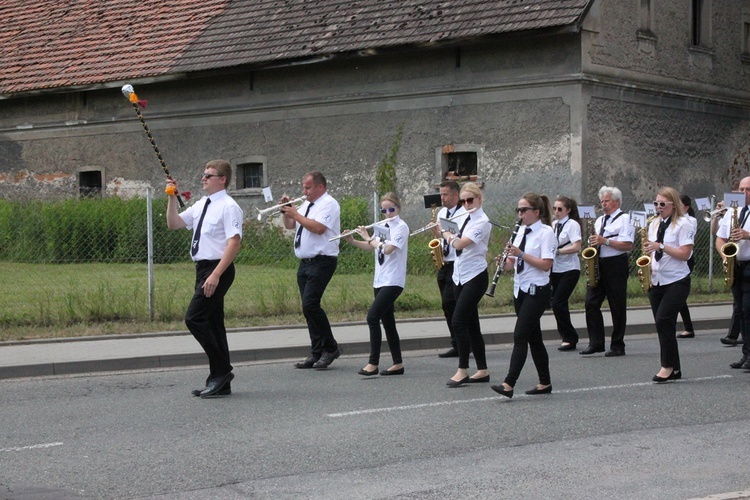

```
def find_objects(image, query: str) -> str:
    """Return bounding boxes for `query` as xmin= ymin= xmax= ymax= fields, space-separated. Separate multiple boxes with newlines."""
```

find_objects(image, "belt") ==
xmin=300 ymin=255 xmax=337 ymax=263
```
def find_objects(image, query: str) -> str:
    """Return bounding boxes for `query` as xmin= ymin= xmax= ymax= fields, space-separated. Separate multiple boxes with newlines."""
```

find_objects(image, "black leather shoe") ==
xmin=525 ymin=385 xmax=552 ymax=395
xmin=742 ymin=360 xmax=750 ymax=370
xmin=200 ymin=372 xmax=234 ymax=398
xmin=677 ymin=331 xmax=695 ymax=338
xmin=192 ymin=383 xmax=231 ymax=397
xmin=558 ymin=343 xmax=577 ymax=351
xmin=652 ymin=373 xmax=670 ymax=383
xmin=446 ymin=376 xmax=469 ymax=387
xmin=467 ymin=374 xmax=490 ymax=383
xmin=721 ymin=336 xmax=740 ymax=346
xmin=357 ymin=367 xmax=378 ymax=376
xmin=313 ymin=348 xmax=341 ymax=369
xmin=490 ymin=384 xmax=513 ymax=398
xmin=730 ymin=355 xmax=748 ymax=368
xmin=438 ymin=347 xmax=458 ymax=358
xmin=380 ymin=367 xmax=404 ymax=376
xmin=294 ymin=356 xmax=319 ymax=369
xmin=579 ymin=345 xmax=605 ymax=355
xmin=605 ymin=350 xmax=626 ymax=357
xmin=670 ymin=370 xmax=682 ymax=380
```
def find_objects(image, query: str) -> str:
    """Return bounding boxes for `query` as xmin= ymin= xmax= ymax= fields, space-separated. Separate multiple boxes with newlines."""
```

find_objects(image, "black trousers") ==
xmin=297 ymin=256 xmax=338 ymax=356
xmin=678 ymin=256 xmax=694 ymax=332
xmin=728 ymin=271 xmax=745 ymax=343
xmin=504 ymin=284 xmax=551 ymax=387
xmin=185 ymin=260 xmax=235 ymax=379
xmin=550 ymin=270 xmax=580 ymax=345
xmin=452 ymin=270 xmax=488 ymax=370
xmin=585 ymin=254 xmax=628 ymax=351
xmin=437 ymin=262 xmax=456 ymax=348
xmin=367 ymin=286 xmax=404 ymax=365
xmin=648 ymin=277 xmax=690 ymax=371
xmin=734 ymin=263 xmax=750 ymax=356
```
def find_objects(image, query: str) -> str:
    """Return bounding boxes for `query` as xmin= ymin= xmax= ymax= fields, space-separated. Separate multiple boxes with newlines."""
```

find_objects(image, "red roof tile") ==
xmin=0 ymin=0 xmax=590 ymax=95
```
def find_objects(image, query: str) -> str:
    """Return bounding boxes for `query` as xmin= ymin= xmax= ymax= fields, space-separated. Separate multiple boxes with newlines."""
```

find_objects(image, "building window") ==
xmin=231 ymin=155 xmax=267 ymax=194
xmin=436 ymin=144 xmax=482 ymax=183
xmin=78 ymin=170 xmax=102 ymax=198
xmin=691 ymin=0 xmax=711 ymax=48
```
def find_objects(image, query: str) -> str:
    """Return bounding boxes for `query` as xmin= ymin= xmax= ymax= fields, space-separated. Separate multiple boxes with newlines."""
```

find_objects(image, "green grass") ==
xmin=0 ymin=262 xmax=731 ymax=341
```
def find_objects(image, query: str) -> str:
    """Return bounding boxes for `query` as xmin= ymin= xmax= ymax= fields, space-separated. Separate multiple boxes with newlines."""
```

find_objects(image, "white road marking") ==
xmin=0 ymin=442 xmax=63 ymax=452
xmin=327 ymin=375 xmax=732 ymax=418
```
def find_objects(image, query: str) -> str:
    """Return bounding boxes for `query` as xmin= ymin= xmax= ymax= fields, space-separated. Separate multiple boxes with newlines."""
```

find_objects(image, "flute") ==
xmin=410 ymin=207 xmax=478 ymax=236
xmin=485 ymin=219 xmax=522 ymax=298
xmin=329 ymin=215 xmax=399 ymax=241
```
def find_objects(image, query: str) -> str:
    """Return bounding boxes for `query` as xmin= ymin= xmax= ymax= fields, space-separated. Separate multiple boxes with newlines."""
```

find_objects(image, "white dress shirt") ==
xmin=596 ymin=209 xmax=634 ymax=258
xmin=373 ymin=216 xmax=409 ymax=288
xmin=179 ymin=190 xmax=243 ymax=262
xmin=551 ymin=216 xmax=581 ymax=273
xmin=452 ymin=207 xmax=492 ymax=286
xmin=649 ymin=216 xmax=694 ymax=286
xmin=294 ymin=192 xmax=341 ymax=259
xmin=512 ymin=219 xmax=556 ymax=297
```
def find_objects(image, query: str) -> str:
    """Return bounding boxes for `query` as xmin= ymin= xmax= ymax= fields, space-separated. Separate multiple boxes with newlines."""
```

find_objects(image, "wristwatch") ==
xmin=659 ymin=243 xmax=665 ymax=250
xmin=605 ymin=239 xmax=610 ymax=246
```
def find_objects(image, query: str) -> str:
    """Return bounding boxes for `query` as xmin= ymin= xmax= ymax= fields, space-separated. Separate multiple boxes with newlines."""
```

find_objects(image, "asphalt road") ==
xmin=1 ymin=330 xmax=749 ymax=500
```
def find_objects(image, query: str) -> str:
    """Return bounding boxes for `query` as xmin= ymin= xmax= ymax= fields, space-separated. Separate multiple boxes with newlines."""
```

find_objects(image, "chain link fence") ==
xmin=0 ymin=188 xmax=726 ymax=332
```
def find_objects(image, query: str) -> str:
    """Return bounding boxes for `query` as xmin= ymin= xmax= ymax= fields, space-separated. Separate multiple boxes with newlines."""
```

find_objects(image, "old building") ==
xmin=0 ymin=0 xmax=749 ymax=217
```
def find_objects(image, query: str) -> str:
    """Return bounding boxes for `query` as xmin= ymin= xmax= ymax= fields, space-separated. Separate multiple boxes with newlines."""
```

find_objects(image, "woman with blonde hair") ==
xmin=642 ymin=187 xmax=693 ymax=382
xmin=345 ymin=192 xmax=409 ymax=376
xmin=440 ymin=182 xmax=492 ymax=387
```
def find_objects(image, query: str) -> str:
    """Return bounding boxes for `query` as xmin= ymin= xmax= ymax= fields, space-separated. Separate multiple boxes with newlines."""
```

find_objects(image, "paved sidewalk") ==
xmin=0 ymin=303 xmax=733 ymax=379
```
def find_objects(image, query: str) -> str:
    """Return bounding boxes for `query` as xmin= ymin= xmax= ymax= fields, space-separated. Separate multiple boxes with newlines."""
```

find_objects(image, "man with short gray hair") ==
xmin=580 ymin=186 xmax=634 ymax=357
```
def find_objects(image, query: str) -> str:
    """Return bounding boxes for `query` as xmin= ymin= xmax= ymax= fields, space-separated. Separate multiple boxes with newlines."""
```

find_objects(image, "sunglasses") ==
xmin=202 ymin=173 xmax=222 ymax=179
xmin=653 ymin=201 xmax=674 ymax=208
xmin=554 ymin=207 xmax=565 ymax=212
xmin=380 ymin=207 xmax=398 ymax=214
xmin=516 ymin=207 xmax=534 ymax=214
xmin=460 ymin=197 xmax=475 ymax=204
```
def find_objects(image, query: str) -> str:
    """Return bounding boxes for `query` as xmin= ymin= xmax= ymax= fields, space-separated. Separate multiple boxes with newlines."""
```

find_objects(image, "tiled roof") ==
xmin=0 ymin=0 xmax=591 ymax=95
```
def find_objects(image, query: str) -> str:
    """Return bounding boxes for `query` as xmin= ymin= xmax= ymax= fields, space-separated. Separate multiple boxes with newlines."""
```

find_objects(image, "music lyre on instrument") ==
xmin=329 ymin=215 xmax=399 ymax=242
xmin=256 ymin=196 xmax=306 ymax=221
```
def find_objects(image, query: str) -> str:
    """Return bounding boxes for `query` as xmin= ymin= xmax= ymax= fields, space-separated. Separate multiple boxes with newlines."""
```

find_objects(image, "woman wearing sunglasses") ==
xmin=643 ymin=187 xmax=694 ymax=382
xmin=490 ymin=193 xmax=556 ymax=398
xmin=441 ymin=183 xmax=492 ymax=387
xmin=551 ymin=196 xmax=582 ymax=351
xmin=344 ymin=192 xmax=409 ymax=376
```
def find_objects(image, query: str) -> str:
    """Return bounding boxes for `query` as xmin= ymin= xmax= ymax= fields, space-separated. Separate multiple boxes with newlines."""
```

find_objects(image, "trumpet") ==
xmin=702 ymin=207 xmax=727 ymax=222
xmin=409 ymin=207 xmax=477 ymax=236
xmin=256 ymin=196 xmax=306 ymax=221
xmin=329 ymin=215 xmax=399 ymax=242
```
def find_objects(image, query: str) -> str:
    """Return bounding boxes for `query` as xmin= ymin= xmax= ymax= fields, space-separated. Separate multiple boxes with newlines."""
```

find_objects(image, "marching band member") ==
xmin=166 ymin=160 xmax=243 ymax=398
xmin=282 ymin=171 xmax=342 ymax=370
xmin=441 ymin=182 xmax=492 ymax=387
xmin=550 ymin=196 xmax=582 ymax=351
xmin=433 ymin=180 xmax=461 ymax=358
xmin=344 ymin=193 xmax=409 ymax=376
xmin=643 ymin=187 xmax=694 ymax=382
xmin=580 ymin=186 xmax=634 ymax=357
xmin=717 ymin=177 xmax=750 ymax=370
xmin=490 ymin=193 xmax=556 ymax=398
xmin=676 ymin=194 xmax=697 ymax=339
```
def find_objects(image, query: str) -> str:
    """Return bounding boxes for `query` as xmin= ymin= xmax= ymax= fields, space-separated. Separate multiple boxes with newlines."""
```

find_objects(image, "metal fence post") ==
xmin=147 ymin=187 xmax=155 ymax=321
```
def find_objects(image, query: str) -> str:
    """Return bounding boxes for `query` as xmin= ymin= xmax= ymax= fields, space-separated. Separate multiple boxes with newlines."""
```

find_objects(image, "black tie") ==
xmin=740 ymin=206 xmax=749 ymax=228
xmin=294 ymin=202 xmax=314 ymax=249
xmin=655 ymin=218 xmax=669 ymax=262
xmin=191 ymin=198 xmax=211 ymax=257
xmin=599 ymin=214 xmax=610 ymax=237
xmin=443 ymin=208 xmax=454 ymax=257
xmin=377 ymin=223 xmax=389 ymax=265
xmin=455 ymin=215 xmax=471 ymax=257
xmin=516 ymin=227 xmax=532 ymax=273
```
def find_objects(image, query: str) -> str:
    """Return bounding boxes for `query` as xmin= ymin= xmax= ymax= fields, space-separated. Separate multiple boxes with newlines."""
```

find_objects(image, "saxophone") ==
xmin=722 ymin=205 xmax=739 ymax=287
xmin=636 ymin=215 xmax=659 ymax=292
xmin=581 ymin=216 xmax=599 ymax=288
xmin=427 ymin=206 xmax=444 ymax=270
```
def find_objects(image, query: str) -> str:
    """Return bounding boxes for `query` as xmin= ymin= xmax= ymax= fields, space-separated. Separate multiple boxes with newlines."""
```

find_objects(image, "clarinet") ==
xmin=485 ymin=219 xmax=522 ymax=297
